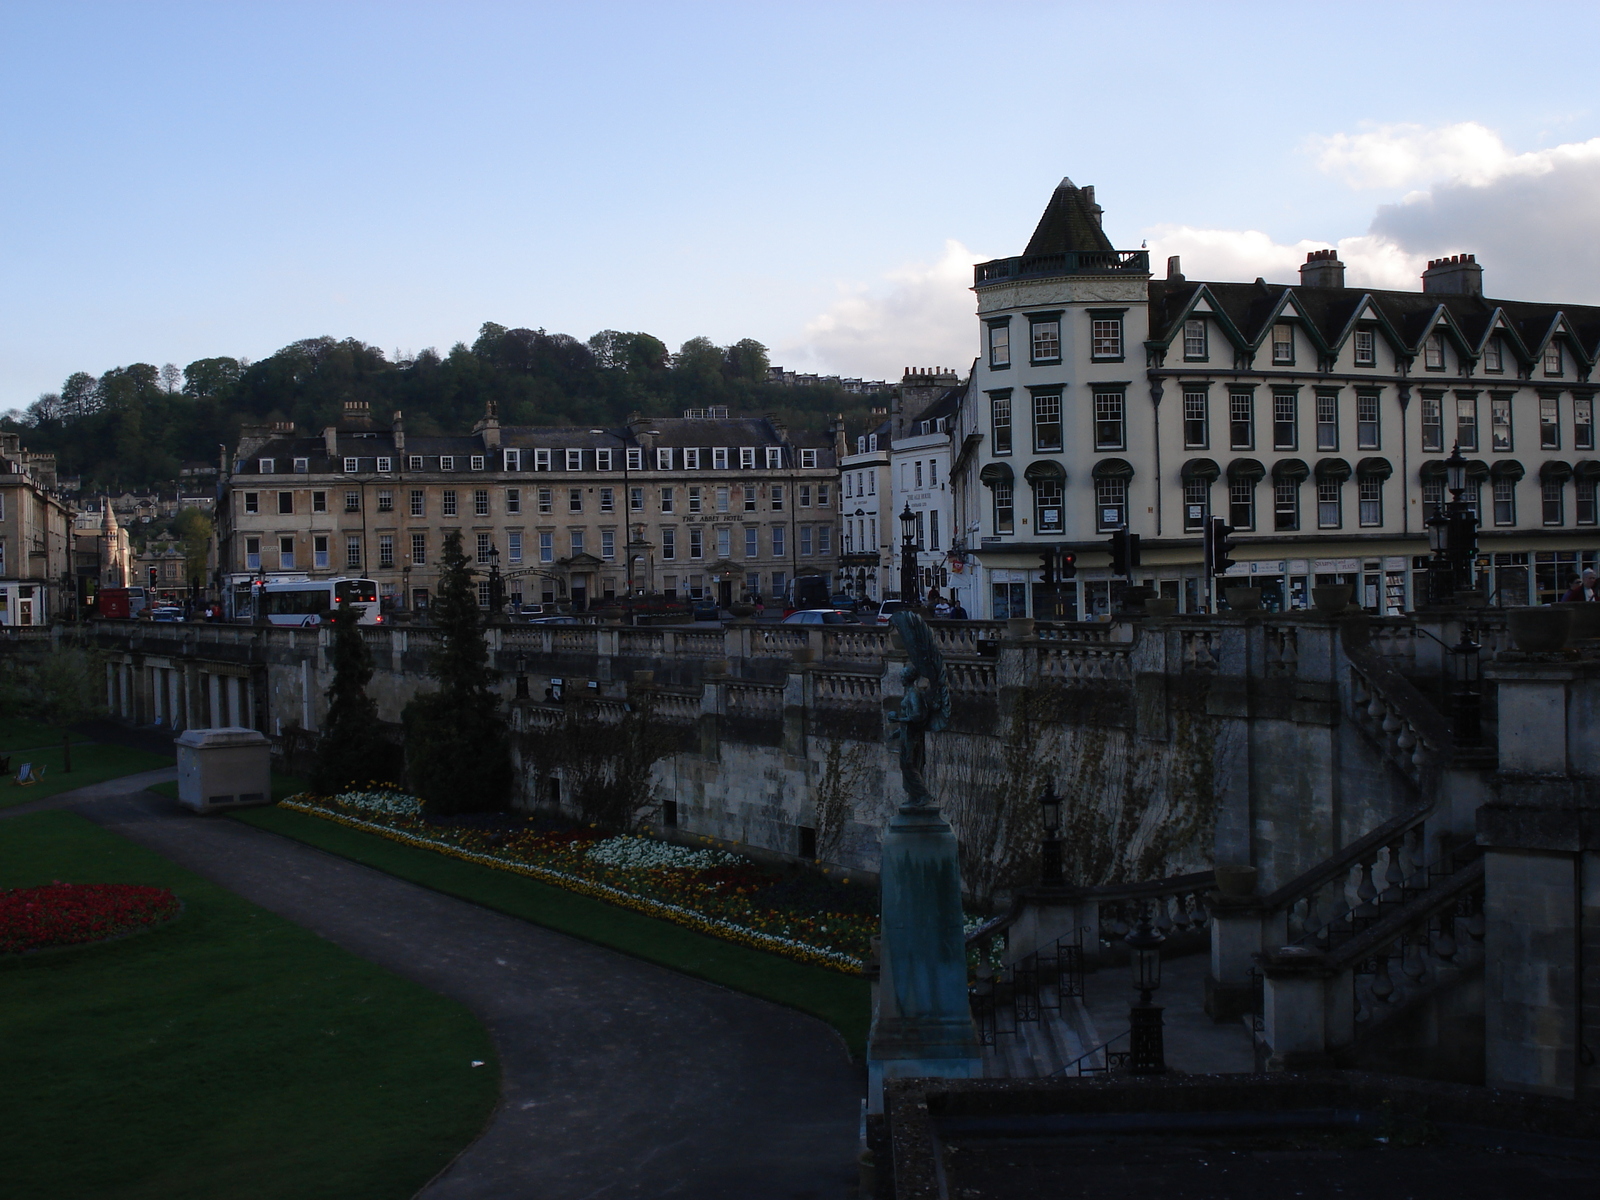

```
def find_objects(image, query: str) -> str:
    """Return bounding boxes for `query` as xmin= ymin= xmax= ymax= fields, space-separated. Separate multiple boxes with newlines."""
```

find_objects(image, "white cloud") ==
xmin=1309 ymin=121 xmax=1520 ymax=190
xmin=1143 ymin=226 xmax=1425 ymax=291
xmin=780 ymin=239 xmax=981 ymax=381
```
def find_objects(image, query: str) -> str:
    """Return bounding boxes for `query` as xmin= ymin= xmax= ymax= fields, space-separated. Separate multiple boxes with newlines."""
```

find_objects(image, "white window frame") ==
xmin=376 ymin=457 xmax=392 ymax=473
xmin=470 ymin=455 xmax=485 ymax=471
xmin=627 ymin=448 xmax=644 ymax=470
xmin=739 ymin=447 xmax=757 ymax=469
xmin=503 ymin=449 xmax=521 ymax=471
xmin=342 ymin=456 xmax=358 ymax=473
xmin=684 ymin=448 xmax=700 ymax=469
xmin=441 ymin=455 xmax=455 ymax=471
xmin=799 ymin=448 xmax=818 ymax=468
xmin=765 ymin=446 xmax=782 ymax=468
xmin=712 ymin=447 xmax=730 ymax=470
xmin=657 ymin=447 xmax=674 ymax=470
xmin=566 ymin=449 xmax=583 ymax=471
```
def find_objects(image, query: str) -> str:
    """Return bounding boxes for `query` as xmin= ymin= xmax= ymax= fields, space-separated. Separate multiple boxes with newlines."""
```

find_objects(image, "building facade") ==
xmin=0 ymin=433 xmax=73 ymax=625
xmin=839 ymin=421 xmax=891 ymax=601
xmin=889 ymin=372 xmax=965 ymax=611
xmin=220 ymin=403 xmax=842 ymax=615
xmin=957 ymin=177 xmax=1600 ymax=619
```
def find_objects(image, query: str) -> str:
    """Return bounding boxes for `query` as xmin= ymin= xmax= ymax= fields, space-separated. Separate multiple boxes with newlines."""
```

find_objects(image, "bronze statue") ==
xmin=887 ymin=610 xmax=951 ymax=811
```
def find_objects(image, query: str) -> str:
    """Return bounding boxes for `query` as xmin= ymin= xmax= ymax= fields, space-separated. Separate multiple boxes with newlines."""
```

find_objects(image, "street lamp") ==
xmin=401 ymin=554 xmax=412 ymax=617
xmin=899 ymin=502 xmax=919 ymax=605
xmin=515 ymin=654 xmax=529 ymax=700
xmin=1125 ymin=905 xmax=1167 ymax=1074
xmin=487 ymin=542 xmax=503 ymax=619
xmin=1038 ymin=778 xmax=1064 ymax=886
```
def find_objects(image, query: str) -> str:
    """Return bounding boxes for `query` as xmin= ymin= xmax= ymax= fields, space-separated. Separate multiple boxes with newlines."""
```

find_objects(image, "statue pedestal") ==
xmin=866 ymin=803 xmax=981 ymax=1113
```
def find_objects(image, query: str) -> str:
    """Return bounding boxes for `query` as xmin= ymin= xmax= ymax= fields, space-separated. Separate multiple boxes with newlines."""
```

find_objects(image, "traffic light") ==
xmin=1039 ymin=550 xmax=1056 ymax=586
xmin=1057 ymin=550 xmax=1077 ymax=580
xmin=1203 ymin=516 xmax=1238 ymax=577
xmin=1108 ymin=528 xmax=1141 ymax=578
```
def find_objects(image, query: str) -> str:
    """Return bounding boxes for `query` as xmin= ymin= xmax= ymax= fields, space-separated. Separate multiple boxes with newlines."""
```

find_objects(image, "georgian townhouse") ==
xmin=0 ymin=433 xmax=73 ymax=625
xmin=220 ymin=401 xmax=841 ymax=615
xmin=957 ymin=177 xmax=1600 ymax=618
xmin=839 ymin=420 xmax=892 ymax=602
xmin=890 ymin=377 xmax=966 ymax=611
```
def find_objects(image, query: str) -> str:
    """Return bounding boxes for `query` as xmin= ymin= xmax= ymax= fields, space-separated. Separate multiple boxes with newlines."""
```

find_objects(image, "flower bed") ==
xmin=281 ymin=791 xmax=878 ymax=973
xmin=1 ymin=882 xmax=181 ymax=954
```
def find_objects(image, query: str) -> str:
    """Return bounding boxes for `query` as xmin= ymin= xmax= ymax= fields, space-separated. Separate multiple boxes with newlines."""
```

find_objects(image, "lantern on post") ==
xmin=1125 ymin=904 xmax=1167 ymax=1074
xmin=1037 ymin=778 xmax=1064 ymax=886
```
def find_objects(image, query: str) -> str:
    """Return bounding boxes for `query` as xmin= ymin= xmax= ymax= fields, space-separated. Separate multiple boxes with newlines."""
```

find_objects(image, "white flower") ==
xmin=333 ymin=789 xmax=422 ymax=816
xmin=585 ymin=836 xmax=742 ymax=872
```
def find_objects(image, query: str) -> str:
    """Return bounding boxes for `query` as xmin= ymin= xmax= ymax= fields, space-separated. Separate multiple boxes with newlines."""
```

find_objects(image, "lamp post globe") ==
xmin=1444 ymin=442 xmax=1468 ymax=498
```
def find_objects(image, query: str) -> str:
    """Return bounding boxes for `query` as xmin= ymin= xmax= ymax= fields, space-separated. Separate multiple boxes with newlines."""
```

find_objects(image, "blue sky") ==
xmin=5 ymin=1 xmax=1600 ymax=410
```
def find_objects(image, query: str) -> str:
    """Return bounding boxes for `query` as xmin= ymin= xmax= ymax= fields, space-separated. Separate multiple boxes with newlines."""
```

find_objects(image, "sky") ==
xmin=5 ymin=1 xmax=1600 ymax=412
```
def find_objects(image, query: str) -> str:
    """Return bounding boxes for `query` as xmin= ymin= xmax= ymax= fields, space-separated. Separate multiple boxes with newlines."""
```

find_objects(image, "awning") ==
xmin=1489 ymin=459 xmax=1525 ymax=481
xmin=1023 ymin=459 xmax=1067 ymax=484
xmin=1541 ymin=459 xmax=1574 ymax=483
xmin=1091 ymin=457 xmax=1135 ymax=480
xmin=979 ymin=462 xmax=1014 ymax=488
xmin=1271 ymin=458 xmax=1310 ymax=482
xmin=1180 ymin=457 xmax=1220 ymax=482
xmin=1226 ymin=458 xmax=1266 ymax=482
xmin=1574 ymin=459 xmax=1600 ymax=482
xmin=1314 ymin=457 xmax=1352 ymax=481
xmin=1419 ymin=459 xmax=1447 ymax=481
xmin=1355 ymin=456 xmax=1394 ymax=480
xmin=1466 ymin=459 xmax=1490 ymax=482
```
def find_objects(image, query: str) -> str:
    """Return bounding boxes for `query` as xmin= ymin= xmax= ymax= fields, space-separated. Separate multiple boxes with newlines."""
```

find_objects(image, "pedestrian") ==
xmin=1561 ymin=568 xmax=1599 ymax=602
xmin=949 ymin=601 xmax=969 ymax=620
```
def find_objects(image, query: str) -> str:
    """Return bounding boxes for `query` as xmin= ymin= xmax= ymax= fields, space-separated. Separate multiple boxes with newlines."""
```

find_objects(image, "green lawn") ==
xmin=236 ymin=805 xmax=874 ymax=1056
xmin=0 ymin=716 xmax=95 ymax=752
xmin=0 ymin=811 xmax=499 ymax=1200
xmin=0 ymin=742 xmax=175 ymax=807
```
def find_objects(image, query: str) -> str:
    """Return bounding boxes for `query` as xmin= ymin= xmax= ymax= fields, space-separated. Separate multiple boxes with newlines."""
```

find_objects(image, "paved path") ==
xmin=6 ymin=777 xmax=861 ymax=1199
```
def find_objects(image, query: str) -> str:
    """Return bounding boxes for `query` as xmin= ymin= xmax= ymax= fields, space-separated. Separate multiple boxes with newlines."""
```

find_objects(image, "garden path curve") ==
xmin=6 ymin=777 xmax=861 ymax=1199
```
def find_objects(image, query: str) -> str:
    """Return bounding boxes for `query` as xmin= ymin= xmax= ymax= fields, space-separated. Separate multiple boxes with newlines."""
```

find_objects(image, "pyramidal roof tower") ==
xmin=1023 ymin=177 xmax=1115 ymax=256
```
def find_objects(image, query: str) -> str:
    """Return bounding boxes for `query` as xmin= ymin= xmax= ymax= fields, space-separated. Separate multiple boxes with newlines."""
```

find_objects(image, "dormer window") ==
xmin=408 ymin=455 xmax=423 ymax=470
xmin=258 ymin=458 xmax=275 ymax=473
xmin=1545 ymin=342 xmax=1564 ymax=376
xmin=868 ymin=435 xmax=878 ymax=451
xmin=1353 ymin=329 xmax=1376 ymax=366
xmin=503 ymin=449 xmax=521 ymax=471
xmin=800 ymin=449 xmax=819 ymax=468
xmin=1272 ymin=324 xmax=1294 ymax=365
xmin=293 ymin=457 xmax=308 ymax=473
xmin=440 ymin=455 xmax=455 ymax=471
xmin=376 ymin=457 xmax=392 ymax=473
xmin=470 ymin=455 xmax=485 ymax=470
xmin=657 ymin=447 xmax=674 ymax=470
xmin=739 ymin=447 xmax=756 ymax=469
xmin=566 ymin=449 xmax=583 ymax=471
xmin=856 ymin=436 xmax=866 ymax=454
xmin=684 ymin=448 xmax=700 ymax=469
xmin=1183 ymin=319 xmax=1207 ymax=360
xmin=628 ymin=448 xmax=644 ymax=470
xmin=342 ymin=456 xmax=358 ymax=473
xmin=533 ymin=449 xmax=551 ymax=470
xmin=765 ymin=446 xmax=782 ymax=468
xmin=711 ymin=447 xmax=729 ymax=470
xmin=1483 ymin=337 xmax=1504 ymax=373
xmin=595 ymin=448 xmax=612 ymax=470
xmin=1425 ymin=333 xmax=1445 ymax=370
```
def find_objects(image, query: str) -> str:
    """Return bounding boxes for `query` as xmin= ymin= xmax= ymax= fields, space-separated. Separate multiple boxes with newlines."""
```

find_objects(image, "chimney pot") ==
xmin=1299 ymin=249 xmax=1345 ymax=289
xmin=1422 ymin=253 xmax=1484 ymax=296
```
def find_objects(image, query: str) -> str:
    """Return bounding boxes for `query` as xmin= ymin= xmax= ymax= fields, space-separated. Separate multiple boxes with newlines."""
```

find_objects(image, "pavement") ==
xmin=1082 ymin=949 xmax=1256 ymax=1074
xmin=4 ymin=774 xmax=862 ymax=1199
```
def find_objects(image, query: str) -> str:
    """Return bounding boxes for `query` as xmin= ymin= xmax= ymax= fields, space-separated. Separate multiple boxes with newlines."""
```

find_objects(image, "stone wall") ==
xmin=62 ymin=611 xmax=1496 ymax=900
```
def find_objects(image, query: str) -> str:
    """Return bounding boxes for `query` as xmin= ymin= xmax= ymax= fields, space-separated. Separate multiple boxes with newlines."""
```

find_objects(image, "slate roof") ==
xmin=1022 ymin=178 xmax=1115 ymax=257
xmin=1148 ymin=277 xmax=1600 ymax=370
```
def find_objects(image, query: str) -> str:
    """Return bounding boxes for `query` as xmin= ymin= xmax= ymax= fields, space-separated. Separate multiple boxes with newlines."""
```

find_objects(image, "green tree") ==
xmin=311 ymin=601 xmax=398 ymax=794
xmin=401 ymin=532 xmax=511 ymax=814
xmin=173 ymin=507 xmax=214 ymax=588
xmin=725 ymin=338 xmax=770 ymax=383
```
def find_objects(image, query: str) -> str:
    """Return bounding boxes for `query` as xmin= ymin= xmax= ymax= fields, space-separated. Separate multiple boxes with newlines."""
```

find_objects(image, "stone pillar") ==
xmin=1207 ymin=893 xmax=1263 ymax=1020
xmin=867 ymin=802 xmax=981 ymax=1113
xmin=1259 ymin=945 xmax=1334 ymax=1070
xmin=1003 ymin=890 xmax=1094 ymax=966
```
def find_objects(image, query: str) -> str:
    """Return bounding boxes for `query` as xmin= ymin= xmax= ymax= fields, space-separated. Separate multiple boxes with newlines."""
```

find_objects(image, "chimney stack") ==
xmin=1299 ymin=248 xmax=1345 ymax=289
xmin=1422 ymin=254 xmax=1483 ymax=296
xmin=1166 ymin=255 xmax=1184 ymax=282
xmin=391 ymin=410 xmax=405 ymax=453
xmin=342 ymin=397 xmax=372 ymax=429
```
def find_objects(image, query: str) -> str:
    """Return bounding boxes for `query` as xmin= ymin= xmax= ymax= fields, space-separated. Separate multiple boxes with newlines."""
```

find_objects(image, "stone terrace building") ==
xmin=220 ymin=402 xmax=842 ymax=614
xmin=957 ymin=177 xmax=1600 ymax=618
xmin=0 ymin=432 xmax=72 ymax=625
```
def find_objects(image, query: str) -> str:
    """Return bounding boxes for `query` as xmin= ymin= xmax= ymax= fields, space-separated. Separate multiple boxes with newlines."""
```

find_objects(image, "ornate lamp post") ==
xmin=1126 ymin=906 xmax=1167 ymax=1074
xmin=899 ymin=502 xmax=919 ymax=605
xmin=487 ymin=542 xmax=504 ymax=620
xmin=1425 ymin=443 xmax=1480 ymax=605
xmin=1038 ymin=778 xmax=1064 ymax=886
xmin=1451 ymin=630 xmax=1482 ymax=746
xmin=401 ymin=554 xmax=412 ymax=617
xmin=515 ymin=654 xmax=529 ymax=700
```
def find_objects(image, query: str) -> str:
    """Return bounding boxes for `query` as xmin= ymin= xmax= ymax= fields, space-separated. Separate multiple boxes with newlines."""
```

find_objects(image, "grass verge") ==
xmin=234 ymin=804 xmax=873 ymax=1056
xmin=0 ymin=717 xmax=95 ymax=750
xmin=0 ymin=810 xmax=498 ymax=1200
xmin=0 ymin=742 xmax=174 ymax=808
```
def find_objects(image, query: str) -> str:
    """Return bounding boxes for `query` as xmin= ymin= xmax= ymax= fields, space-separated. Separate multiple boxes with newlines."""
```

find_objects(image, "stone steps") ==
xmin=980 ymin=992 xmax=1096 ymax=1078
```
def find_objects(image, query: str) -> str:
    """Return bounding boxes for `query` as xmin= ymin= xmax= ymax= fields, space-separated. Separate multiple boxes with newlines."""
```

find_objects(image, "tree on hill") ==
xmin=401 ymin=532 xmax=512 ymax=814
xmin=311 ymin=600 xmax=399 ymax=794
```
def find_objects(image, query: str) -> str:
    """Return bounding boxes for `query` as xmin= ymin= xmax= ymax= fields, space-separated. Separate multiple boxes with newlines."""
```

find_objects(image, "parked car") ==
xmin=149 ymin=606 xmax=185 ymax=623
xmin=525 ymin=615 xmax=583 ymax=625
xmin=692 ymin=600 xmax=721 ymax=622
xmin=829 ymin=592 xmax=855 ymax=608
xmin=874 ymin=599 xmax=911 ymax=626
xmin=781 ymin=608 xmax=861 ymax=625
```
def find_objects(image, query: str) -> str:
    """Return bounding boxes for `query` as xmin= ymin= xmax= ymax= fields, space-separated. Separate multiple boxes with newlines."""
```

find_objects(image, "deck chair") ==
xmin=15 ymin=762 xmax=43 ymax=786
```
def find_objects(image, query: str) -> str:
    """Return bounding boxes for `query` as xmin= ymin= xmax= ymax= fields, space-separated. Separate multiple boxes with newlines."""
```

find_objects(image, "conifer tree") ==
xmin=311 ymin=600 xmax=397 ymax=794
xmin=402 ymin=531 xmax=512 ymax=813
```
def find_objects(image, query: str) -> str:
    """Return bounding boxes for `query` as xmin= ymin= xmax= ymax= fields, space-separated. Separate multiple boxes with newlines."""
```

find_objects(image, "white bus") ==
xmin=257 ymin=577 xmax=382 ymax=626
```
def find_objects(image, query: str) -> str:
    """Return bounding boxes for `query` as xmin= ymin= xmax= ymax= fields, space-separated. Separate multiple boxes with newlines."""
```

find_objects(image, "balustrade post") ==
xmin=1207 ymin=887 xmax=1264 ymax=1020
xmin=1259 ymin=945 xmax=1334 ymax=1070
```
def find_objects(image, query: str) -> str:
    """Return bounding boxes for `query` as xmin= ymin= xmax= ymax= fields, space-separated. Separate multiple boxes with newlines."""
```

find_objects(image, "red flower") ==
xmin=0 ymin=883 xmax=181 ymax=954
